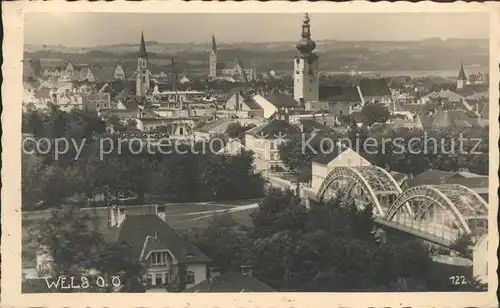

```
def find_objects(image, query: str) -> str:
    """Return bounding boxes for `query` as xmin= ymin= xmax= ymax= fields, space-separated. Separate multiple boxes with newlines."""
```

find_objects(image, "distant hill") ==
xmin=24 ymin=38 xmax=489 ymax=74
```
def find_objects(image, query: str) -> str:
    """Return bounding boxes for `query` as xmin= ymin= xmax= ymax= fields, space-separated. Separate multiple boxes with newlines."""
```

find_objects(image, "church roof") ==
xmin=319 ymin=85 xmax=361 ymax=102
xmin=458 ymin=63 xmax=467 ymax=80
xmin=139 ymin=31 xmax=148 ymax=58
xmin=264 ymin=94 xmax=300 ymax=108
xmin=359 ymin=78 xmax=391 ymax=97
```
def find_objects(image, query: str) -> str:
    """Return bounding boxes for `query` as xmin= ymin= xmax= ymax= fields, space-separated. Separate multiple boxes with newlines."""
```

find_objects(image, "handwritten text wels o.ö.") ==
xmin=44 ymin=275 xmax=122 ymax=290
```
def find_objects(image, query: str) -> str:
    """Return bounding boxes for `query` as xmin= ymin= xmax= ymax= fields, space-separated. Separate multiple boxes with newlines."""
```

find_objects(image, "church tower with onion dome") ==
xmin=294 ymin=13 xmax=319 ymax=104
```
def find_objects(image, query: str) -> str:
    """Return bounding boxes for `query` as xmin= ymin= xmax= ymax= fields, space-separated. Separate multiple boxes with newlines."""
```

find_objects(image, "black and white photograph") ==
xmin=1 ymin=2 xmax=498 ymax=307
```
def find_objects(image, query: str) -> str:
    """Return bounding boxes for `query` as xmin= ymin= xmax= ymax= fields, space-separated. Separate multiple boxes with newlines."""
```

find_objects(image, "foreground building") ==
xmin=33 ymin=206 xmax=212 ymax=290
xmin=187 ymin=267 xmax=275 ymax=292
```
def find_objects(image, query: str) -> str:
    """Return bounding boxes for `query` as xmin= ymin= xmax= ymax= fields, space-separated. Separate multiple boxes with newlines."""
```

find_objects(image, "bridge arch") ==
xmin=384 ymin=184 xmax=488 ymax=237
xmin=316 ymin=166 xmax=403 ymax=216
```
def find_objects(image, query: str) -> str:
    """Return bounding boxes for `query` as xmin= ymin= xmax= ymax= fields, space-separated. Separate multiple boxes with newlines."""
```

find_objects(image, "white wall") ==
xmin=473 ymin=235 xmax=488 ymax=283
xmin=310 ymin=148 xmax=372 ymax=192
xmin=186 ymin=263 xmax=207 ymax=288
xmin=252 ymin=95 xmax=278 ymax=118
xmin=293 ymin=56 xmax=319 ymax=102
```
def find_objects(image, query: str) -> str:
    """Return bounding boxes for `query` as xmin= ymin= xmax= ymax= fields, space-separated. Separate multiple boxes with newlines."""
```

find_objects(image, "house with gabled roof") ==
xmin=306 ymin=85 xmax=363 ymax=116
xmin=224 ymin=92 xmax=263 ymax=119
xmin=252 ymin=94 xmax=302 ymax=119
xmin=358 ymin=78 xmax=394 ymax=110
xmin=107 ymin=205 xmax=211 ymax=289
xmin=31 ymin=206 xmax=212 ymax=291
xmin=244 ymin=118 xmax=300 ymax=171
xmin=310 ymin=145 xmax=372 ymax=192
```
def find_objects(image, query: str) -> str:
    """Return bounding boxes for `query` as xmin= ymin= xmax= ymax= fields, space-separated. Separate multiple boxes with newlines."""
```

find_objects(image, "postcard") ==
xmin=1 ymin=2 xmax=499 ymax=307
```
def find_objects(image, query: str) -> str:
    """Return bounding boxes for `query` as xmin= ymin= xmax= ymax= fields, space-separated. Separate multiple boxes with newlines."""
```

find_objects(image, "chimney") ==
xmin=117 ymin=206 xmax=126 ymax=226
xmin=209 ymin=267 xmax=221 ymax=279
xmin=241 ymin=265 xmax=253 ymax=277
xmin=156 ymin=205 xmax=166 ymax=222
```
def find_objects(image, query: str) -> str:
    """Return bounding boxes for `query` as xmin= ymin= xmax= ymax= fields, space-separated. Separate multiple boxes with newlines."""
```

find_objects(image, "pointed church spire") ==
xmin=139 ymin=31 xmax=148 ymax=58
xmin=212 ymin=35 xmax=217 ymax=53
xmin=458 ymin=60 xmax=467 ymax=80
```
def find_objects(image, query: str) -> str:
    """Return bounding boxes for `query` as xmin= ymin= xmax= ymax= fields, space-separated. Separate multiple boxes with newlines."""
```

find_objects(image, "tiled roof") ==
xmin=119 ymin=96 xmax=147 ymax=111
xmin=408 ymin=170 xmax=487 ymax=190
xmin=264 ymin=94 xmax=300 ymax=108
xmin=155 ymin=83 xmax=172 ymax=93
xmin=455 ymin=84 xmax=488 ymax=97
xmin=241 ymin=95 xmax=262 ymax=110
xmin=433 ymin=90 xmax=466 ymax=102
xmin=311 ymin=146 xmax=372 ymax=165
xmin=359 ymin=78 xmax=391 ymax=97
xmin=92 ymin=67 xmax=116 ymax=82
xmin=466 ymin=91 xmax=488 ymax=102
xmin=34 ymin=87 xmax=52 ymax=99
xmin=407 ymin=170 xmax=456 ymax=187
xmin=116 ymin=214 xmax=211 ymax=264
xmin=299 ymin=119 xmax=328 ymax=134
xmin=400 ymin=103 xmax=425 ymax=115
xmin=246 ymin=119 xmax=299 ymax=139
xmin=197 ymin=118 xmax=231 ymax=133
xmin=432 ymin=109 xmax=479 ymax=129
xmin=319 ymin=85 xmax=361 ymax=102
xmin=186 ymin=272 xmax=275 ymax=292
xmin=311 ymin=146 xmax=344 ymax=165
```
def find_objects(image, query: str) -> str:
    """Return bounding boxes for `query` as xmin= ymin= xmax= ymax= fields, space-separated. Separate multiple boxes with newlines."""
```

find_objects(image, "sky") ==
xmin=24 ymin=12 xmax=489 ymax=47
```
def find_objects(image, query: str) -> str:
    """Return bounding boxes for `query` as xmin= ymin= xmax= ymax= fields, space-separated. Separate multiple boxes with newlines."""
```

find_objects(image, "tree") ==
xmin=189 ymin=211 xmax=246 ymax=272
xmin=225 ymin=122 xmax=256 ymax=139
xmin=33 ymin=206 xmax=145 ymax=292
xmin=278 ymin=133 xmax=334 ymax=184
xmin=360 ymin=103 xmax=390 ymax=127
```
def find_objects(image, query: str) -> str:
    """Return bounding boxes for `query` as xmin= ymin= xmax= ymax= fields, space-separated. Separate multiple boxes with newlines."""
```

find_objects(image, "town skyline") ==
xmin=24 ymin=12 xmax=489 ymax=47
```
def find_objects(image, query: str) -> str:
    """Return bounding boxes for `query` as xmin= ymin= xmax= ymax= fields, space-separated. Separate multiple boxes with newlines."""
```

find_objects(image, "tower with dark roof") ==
xmin=209 ymin=35 xmax=217 ymax=79
xmin=457 ymin=61 xmax=467 ymax=90
xmin=136 ymin=31 xmax=151 ymax=96
xmin=293 ymin=13 xmax=319 ymax=104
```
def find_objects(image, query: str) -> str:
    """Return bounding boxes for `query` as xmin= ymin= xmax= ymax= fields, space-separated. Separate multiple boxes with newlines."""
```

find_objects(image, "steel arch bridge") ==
xmin=315 ymin=166 xmax=488 ymax=247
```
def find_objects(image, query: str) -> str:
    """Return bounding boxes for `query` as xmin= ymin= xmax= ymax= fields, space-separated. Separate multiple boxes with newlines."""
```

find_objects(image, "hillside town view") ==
xmin=21 ymin=13 xmax=490 ymax=293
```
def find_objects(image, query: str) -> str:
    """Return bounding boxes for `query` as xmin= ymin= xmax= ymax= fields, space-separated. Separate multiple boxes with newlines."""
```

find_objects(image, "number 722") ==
xmin=449 ymin=276 xmax=467 ymax=285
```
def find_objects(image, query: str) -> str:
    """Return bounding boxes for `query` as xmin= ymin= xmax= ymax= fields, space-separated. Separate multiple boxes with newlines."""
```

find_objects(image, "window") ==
xmin=186 ymin=271 xmax=195 ymax=284
xmin=179 ymin=127 xmax=184 ymax=135
xmin=150 ymin=251 xmax=168 ymax=268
